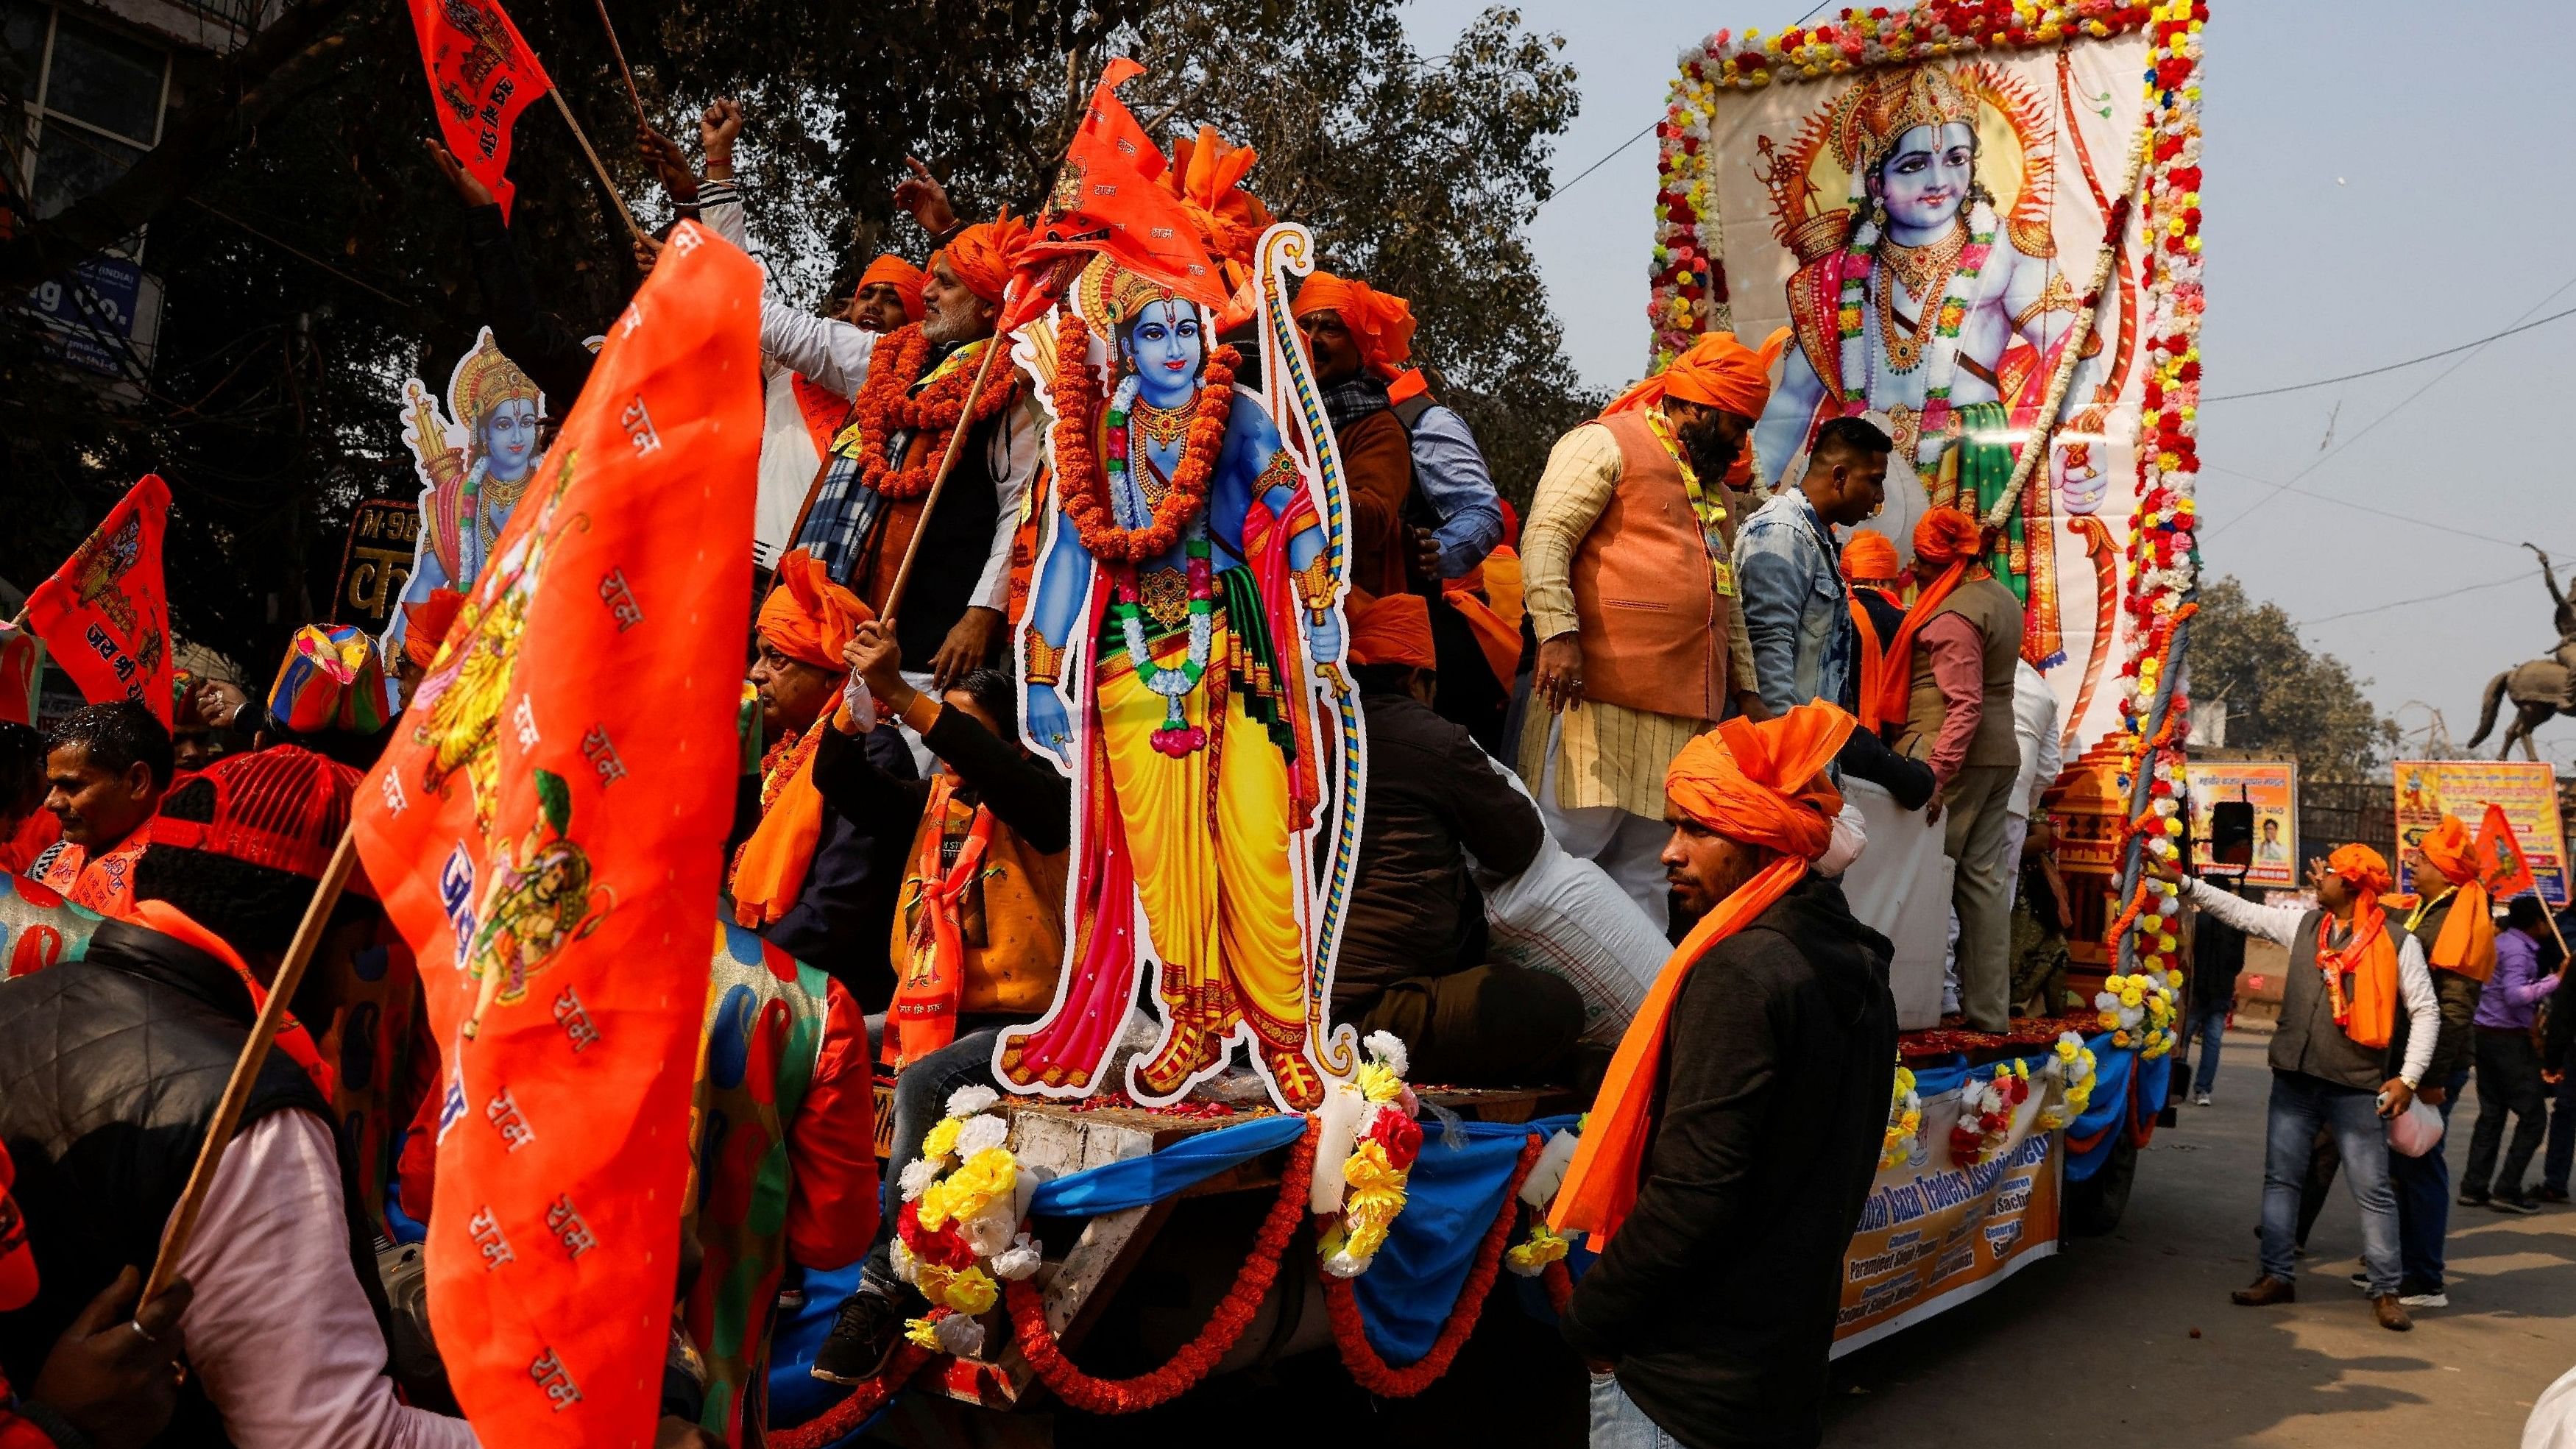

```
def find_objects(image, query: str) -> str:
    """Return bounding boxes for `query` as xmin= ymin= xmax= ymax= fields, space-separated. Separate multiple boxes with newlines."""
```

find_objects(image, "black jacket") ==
xmin=1334 ymin=692 xmax=1541 ymax=1008
xmin=757 ymin=722 xmax=919 ymax=1005
xmin=0 ymin=921 xmax=362 ymax=1448
xmin=1561 ymin=877 xmax=1898 ymax=1449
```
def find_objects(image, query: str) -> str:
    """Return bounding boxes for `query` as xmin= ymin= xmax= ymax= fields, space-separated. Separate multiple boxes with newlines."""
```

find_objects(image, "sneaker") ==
xmin=2399 ymin=1289 xmax=2449 ymax=1308
xmin=2538 ymin=1186 xmax=2571 ymax=1204
xmin=2458 ymin=1188 xmax=2492 ymax=1208
xmin=2491 ymin=1194 xmax=2541 ymax=1216
xmin=810 ymin=1286 xmax=905 ymax=1385
xmin=2347 ymin=1271 xmax=2371 ymax=1290
xmin=2193 ymin=1091 xmax=2213 ymax=1107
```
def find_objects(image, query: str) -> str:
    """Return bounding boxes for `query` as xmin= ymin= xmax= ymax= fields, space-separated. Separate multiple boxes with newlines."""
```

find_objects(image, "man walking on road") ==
xmin=2461 ymin=896 xmax=2563 ymax=1211
xmin=2168 ymin=846 xmax=2438 ymax=1331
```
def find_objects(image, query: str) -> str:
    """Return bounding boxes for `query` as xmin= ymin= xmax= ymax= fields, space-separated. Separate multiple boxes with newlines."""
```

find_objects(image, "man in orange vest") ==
xmin=1515 ymin=333 xmax=1774 ymax=929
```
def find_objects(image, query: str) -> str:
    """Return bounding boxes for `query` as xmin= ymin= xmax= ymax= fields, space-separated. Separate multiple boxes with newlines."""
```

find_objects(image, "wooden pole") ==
xmin=1980 ymin=123 xmax=2155 ymax=536
xmin=140 ymin=828 xmax=360 ymax=1308
xmin=877 ymin=335 xmax=1009 ymax=624
xmin=586 ymin=0 xmax=648 ymax=129
xmin=548 ymin=88 xmax=648 ymax=245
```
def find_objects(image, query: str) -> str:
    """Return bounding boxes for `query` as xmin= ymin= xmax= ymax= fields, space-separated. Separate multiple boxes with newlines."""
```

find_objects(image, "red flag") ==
xmin=0 ymin=626 xmax=38 ymax=726
xmin=1013 ymin=60 xmax=1226 ymax=328
xmin=352 ymin=219 xmax=763 ymax=1445
xmin=408 ymin=0 xmax=555 ymax=220
xmin=2474 ymin=802 xmax=2538 ymax=900
xmin=21 ymin=475 xmax=173 ymax=727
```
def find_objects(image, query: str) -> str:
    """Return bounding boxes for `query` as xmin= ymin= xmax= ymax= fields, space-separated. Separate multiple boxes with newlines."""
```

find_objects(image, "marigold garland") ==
xmin=1007 ymin=1119 xmax=1317 ymax=1413
xmin=765 ymin=1342 xmax=935 ymax=1449
xmin=1319 ymin=1132 xmax=1543 ymax=1398
xmin=847 ymin=324 xmax=1023 ymax=500
xmin=1540 ymin=1255 xmax=1575 ymax=1316
xmin=1049 ymin=315 xmax=1240 ymax=563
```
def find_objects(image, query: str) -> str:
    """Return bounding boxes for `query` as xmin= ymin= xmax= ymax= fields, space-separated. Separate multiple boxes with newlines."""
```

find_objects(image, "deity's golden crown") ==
xmin=452 ymin=336 xmax=540 ymax=425
xmin=1079 ymin=256 xmax=1188 ymax=331
xmin=1830 ymin=65 xmax=1975 ymax=175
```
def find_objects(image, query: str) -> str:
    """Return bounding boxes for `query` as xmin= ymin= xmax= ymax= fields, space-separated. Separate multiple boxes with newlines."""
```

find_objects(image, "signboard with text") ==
xmin=2393 ymin=760 xmax=2568 ymax=905
xmin=333 ymin=498 xmax=422 ymax=632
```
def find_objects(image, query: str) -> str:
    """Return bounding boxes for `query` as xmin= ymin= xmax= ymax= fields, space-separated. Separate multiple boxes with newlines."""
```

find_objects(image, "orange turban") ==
xmin=936 ymin=213 xmax=1031 ymax=305
xmin=1346 ymin=592 xmax=1435 ymax=670
xmin=756 ymin=549 xmax=871 ymax=671
xmin=1911 ymin=506 xmax=1983 ymax=569
xmin=1841 ymin=530 xmax=1903 ymax=586
xmin=1553 ymin=703 xmax=1855 ymax=1248
xmin=2405 ymin=817 xmax=2497 ymax=981
xmin=1602 ymin=328 xmax=1789 ymax=419
xmin=857 ymin=254 xmax=926 ymax=321
xmin=401 ymin=587 xmax=466 ymax=670
xmin=1292 ymin=272 xmax=1416 ymax=375
xmin=2326 ymin=843 xmax=2393 ymax=896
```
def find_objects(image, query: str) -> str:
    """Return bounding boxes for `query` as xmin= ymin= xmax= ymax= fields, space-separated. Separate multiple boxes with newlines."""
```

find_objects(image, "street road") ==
xmin=1826 ymin=1027 xmax=2576 ymax=1448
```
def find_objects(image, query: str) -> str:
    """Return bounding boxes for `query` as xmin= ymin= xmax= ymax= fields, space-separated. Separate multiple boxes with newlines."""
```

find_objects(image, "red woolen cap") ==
xmin=148 ymin=745 xmax=358 ymax=882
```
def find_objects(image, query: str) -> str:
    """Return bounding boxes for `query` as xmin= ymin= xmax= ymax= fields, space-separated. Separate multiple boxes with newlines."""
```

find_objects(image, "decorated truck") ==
xmin=745 ymin=6 xmax=2210 ymax=1443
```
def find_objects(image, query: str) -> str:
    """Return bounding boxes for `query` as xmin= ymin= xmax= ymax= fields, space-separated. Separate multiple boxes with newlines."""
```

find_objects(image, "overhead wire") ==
xmin=1536 ymin=2 xmax=1829 ymax=210
xmin=2201 ymin=303 xmax=2576 ymax=403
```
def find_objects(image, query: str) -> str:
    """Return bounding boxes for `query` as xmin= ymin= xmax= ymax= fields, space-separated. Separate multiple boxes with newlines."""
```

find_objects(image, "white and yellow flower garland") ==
xmin=891 ymin=1085 xmax=1048 ymax=1358
xmin=1880 ymin=1062 xmax=1925 ymax=1169
xmin=1314 ymin=1032 xmax=1423 ymax=1278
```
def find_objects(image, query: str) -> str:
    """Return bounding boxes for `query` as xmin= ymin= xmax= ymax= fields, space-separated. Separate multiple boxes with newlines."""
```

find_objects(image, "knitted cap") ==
xmin=148 ymin=745 xmax=358 ymax=882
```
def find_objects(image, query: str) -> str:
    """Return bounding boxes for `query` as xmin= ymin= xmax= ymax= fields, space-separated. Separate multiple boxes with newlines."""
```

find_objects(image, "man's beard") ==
xmin=1679 ymin=422 xmax=1741 ymax=483
xmin=920 ymin=294 xmax=984 ymax=346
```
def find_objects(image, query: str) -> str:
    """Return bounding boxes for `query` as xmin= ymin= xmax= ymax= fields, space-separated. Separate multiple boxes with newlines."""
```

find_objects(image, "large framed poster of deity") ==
xmin=1653 ymin=7 xmax=2196 ymax=759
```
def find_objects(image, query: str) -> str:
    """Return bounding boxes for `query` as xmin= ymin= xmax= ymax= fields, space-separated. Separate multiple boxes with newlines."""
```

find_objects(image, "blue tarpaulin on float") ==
xmin=1348 ymin=1114 xmax=1578 ymax=1364
xmin=1025 ymin=1112 xmax=1310 ymax=1216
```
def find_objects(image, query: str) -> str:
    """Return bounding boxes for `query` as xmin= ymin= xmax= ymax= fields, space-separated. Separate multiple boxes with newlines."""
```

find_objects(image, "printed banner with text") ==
xmin=2393 ymin=760 xmax=2567 ymax=905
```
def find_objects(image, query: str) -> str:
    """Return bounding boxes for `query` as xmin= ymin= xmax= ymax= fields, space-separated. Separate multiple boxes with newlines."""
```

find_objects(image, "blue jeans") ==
xmin=2183 ymin=1005 xmax=2230 ymax=1097
xmin=2546 ymin=1066 xmax=2576 ymax=1194
xmin=1590 ymin=1374 xmax=1682 ymax=1449
xmin=2388 ymin=1067 xmax=2468 ymax=1292
xmin=2262 ymin=1070 xmax=2399 ymax=1293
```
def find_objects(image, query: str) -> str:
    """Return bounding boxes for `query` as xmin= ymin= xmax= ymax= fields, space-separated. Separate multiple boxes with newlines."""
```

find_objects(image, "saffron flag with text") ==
xmin=21 ymin=475 xmax=172 ymax=727
xmin=407 ymin=0 xmax=554 ymax=219
xmin=352 ymin=219 xmax=762 ymax=1446
xmin=1013 ymin=59 xmax=1227 ymax=328
xmin=2475 ymin=803 xmax=2538 ymax=901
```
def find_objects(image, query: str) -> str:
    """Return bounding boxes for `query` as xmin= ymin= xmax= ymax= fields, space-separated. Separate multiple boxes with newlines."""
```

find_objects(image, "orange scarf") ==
xmin=2396 ymin=884 xmax=2496 ymax=984
xmin=2317 ymin=896 xmax=2401 ymax=1050
xmin=1551 ymin=704 xmax=1853 ymax=1249
xmin=729 ymin=723 xmax=833 ymax=929
xmin=125 ymin=898 xmax=335 ymax=1099
xmin=1847 ymin=592 xmax=1890 ymax=733
xmin=1870 ymin=559 xmax=1968 ymax=727
xmin=885 ymin=774 xmax=997 ymax=1069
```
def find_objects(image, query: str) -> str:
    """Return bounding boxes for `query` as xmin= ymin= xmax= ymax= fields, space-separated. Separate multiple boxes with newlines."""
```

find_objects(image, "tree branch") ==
xmin=0 ymin=0 xmax=380 ymax=289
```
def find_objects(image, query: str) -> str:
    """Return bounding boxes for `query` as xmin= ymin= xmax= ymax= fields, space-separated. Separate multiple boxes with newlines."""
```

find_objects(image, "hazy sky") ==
xmin=1398 ymin=0 xmax=2576 ymax=768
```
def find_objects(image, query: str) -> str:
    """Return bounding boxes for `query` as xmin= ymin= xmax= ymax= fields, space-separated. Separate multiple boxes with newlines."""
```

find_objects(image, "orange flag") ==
xmin=408 ymin=0 xmax=554 ymax=219
xmin=353 ymin=219 xmax=763 ymax=1445
xmin=1013 ymin=59 xmax=1228 ymax=329
xmin=21 ymin=475 xmax=173 ymax=726
xmin=2475 ymin=803 xmax=2538 ymax=901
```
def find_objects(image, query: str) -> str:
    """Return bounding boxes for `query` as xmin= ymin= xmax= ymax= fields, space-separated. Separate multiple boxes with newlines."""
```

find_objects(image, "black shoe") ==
xmin=2458 ymin=1188 xmax=2491 ymax=1208
xmin=810 ymin=1286 xmax=905 ymax=1385
xmin=2538 ymin=1186 xmax=2571 ymax=1204
xmin=2491 ymin=1193 xmax=2541 ymax=1216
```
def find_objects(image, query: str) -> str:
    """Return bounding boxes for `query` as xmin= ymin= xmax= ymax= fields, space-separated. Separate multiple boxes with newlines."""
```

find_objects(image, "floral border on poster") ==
xmin=1647 ymin=0 xmax=2208 ymax=980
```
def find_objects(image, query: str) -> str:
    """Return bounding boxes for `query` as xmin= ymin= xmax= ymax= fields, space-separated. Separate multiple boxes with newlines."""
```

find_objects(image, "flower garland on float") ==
xmin=1950 ymin=1059 xmax=2031 ymax=1168
xmin=2103 ymin=0 xmax=2207 ymax=991
xmin=1646 ymin=1 xmax=2165 ymax=365
xmin=1315 ymin=1032 xmax=1420 ymax=1278
xmin=2037 ymin=1030 xmax=2099 ymax=1132
xmin=1880 ymin=1061 xmax=1925 ymax=1169
xmin=888 ymin=1086 xmax=1047 ymax=1358
xmin=1504 ymin=1120 xmax=1582 ymax=1278
xmin=2095 ymin=966 xmax=2179 ymax=1059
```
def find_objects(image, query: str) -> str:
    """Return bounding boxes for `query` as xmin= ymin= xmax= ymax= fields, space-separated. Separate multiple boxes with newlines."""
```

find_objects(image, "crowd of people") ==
xmin=3 ymin=89 xmax=2569 ymax=1449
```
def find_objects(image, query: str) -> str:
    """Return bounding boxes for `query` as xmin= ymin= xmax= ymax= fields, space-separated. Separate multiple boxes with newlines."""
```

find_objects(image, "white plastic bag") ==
xmin=2385 ymin=1097 xmax=2446 ymax=1158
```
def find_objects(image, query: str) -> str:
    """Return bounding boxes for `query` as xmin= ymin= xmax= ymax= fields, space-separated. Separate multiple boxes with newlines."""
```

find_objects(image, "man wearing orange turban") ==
xmin=1293 ymin=271 xmax=1511 ymax=747
xmin=849 ymin=254 xmax=926 ymax=331
xmin=1554 ymin=703 xmax=1896 ymax=1445
xmin=718 ymin=121 xmax=1038 ymax=700
xmin=1880 ymin=505 xmax=2024 ymax=1031
xmin=1517 ymin=333 xmax=1782 ymax=929
xmin=2171 ymin=842 xmax=2438 ymax=1328
xmin=732 ymin=550 xmax=917 ymax=971
xmin=2367 ymin=814 xmax=2504 ymax=1289
xmin=1334 ymin=592 xmax=1577 ymax=1086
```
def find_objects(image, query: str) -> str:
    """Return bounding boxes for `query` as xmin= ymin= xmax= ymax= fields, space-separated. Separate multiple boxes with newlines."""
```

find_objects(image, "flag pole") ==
xmin=139 ymin=827 xmax=361 ymax=1308
xmin=878 ymin=333 xmax=1009 ymax=624
xmin=585 ymin=0 xmax=648 ymax=129
xmin=548 ymin=88 xmax=648 ymax=245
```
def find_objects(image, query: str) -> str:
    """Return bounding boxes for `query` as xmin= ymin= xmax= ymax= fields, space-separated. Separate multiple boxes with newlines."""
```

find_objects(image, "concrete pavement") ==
xmin=1823 ymin=1026 xmax=2576 ymax=1448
